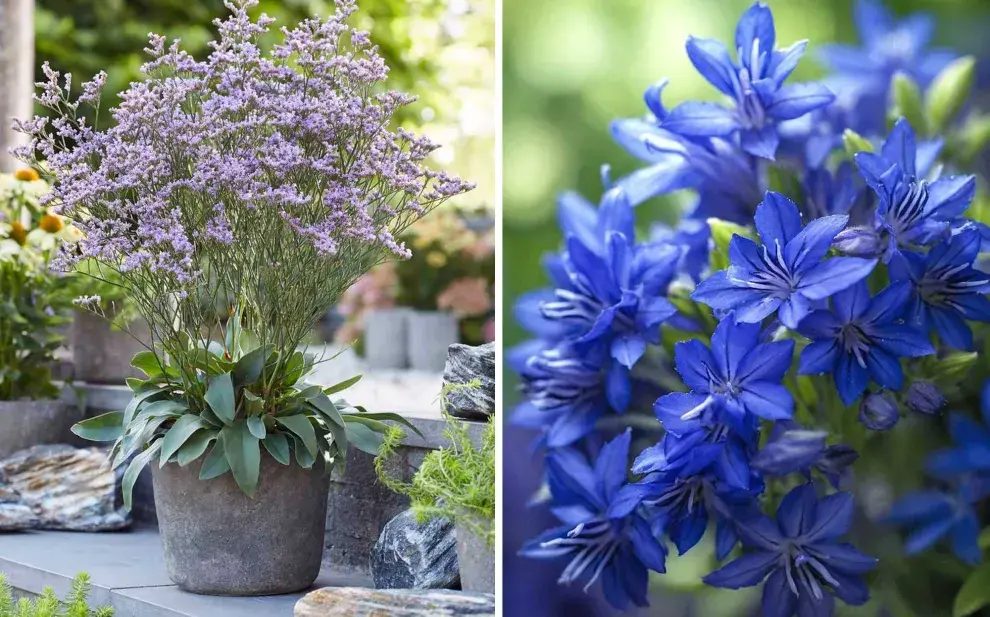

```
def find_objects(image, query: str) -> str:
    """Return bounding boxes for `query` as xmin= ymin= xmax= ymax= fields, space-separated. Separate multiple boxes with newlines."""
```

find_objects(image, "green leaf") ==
xmin=262 ymin=432 xmax=290 ymax=465
xmin=137 ymin=399 xmax=188 ymax=419
xmin=310 ymin=395 xmax=348 ymax=457
xmin=123 ymin=441 xmax=162 ymax=512
xmin=71 ymin=412 xmax=124 ymax=442
xmin=185 ymin=349 xmax=234 ymax=375
xmin=345 ymin=421 xmax=385 ymax=455
xmin=204 ymin=372 xmax=236 ymax=425
xmin=233 ymin=345 xmax=273 ymax=387
xmin=842 ymin=129 xmax=874 ymax=156
xmin=158 ymin=415 xmax=209 ymax=467
xmin=954 ymin=562 xmax=990 ymax=617
xmin=225 ymin=313 xmax=242 ymax=356
xmin=349 ymin=411 xmax=424 ymax=438
xmin=122 ymin=386 xmax=168 ymax=426
xmin=277 ymin=414 xmax=319 ymax=457
xmin=237 ymin=329 xmax=261 ymax=356
xmin=130 ymin=351 xmax=177 ymax=379
xmin=707 ymin=218 xmax=754 ymax=272
xmin=927 ymin=56 xmax=976 ymax=133
xmin=125 ymin=377 xmax=145 ymax=392
xmin=891 ymin=71 xmax=927 ymax=134
xmin=176 ymin=430 xmax=216 ymax=467
xmin=979 ymin=526 xmax=990 ymax=550
xmin=290 ymin=434 xmax=316 ymax=469
xmin=324 ymin=375 xmax=361 ymax=396
xmin=222 ymin=422 xmax=261 ymax=496
xmin=199 ymin=438 xmax=230 ymax=480
xmin=247 ymin=416 xmax=267 ymax=440
xmin=242 ymin=390 xmax=265 ymax=416
xmin=295 ymin=384 xmax=324 ymax=400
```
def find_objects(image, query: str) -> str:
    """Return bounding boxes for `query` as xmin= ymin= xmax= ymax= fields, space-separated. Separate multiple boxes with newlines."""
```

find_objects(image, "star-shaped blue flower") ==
xmin=520 ymin=431 xmax=667 ymax=610
xmin=884 ymin=479 xmax=988 ymax=565
xmin=705 ymin=483 xmax=877 ymax=617
xmin=796 ymin=280 xmax=935 ymax=407
xmin=853 ymin=120 xmax=975 ymax=261
xmin=692 ymin=191 xmax=877 ymax=329
xmin=657 ymin=316 xmax=796 ymax=425
xmin=663 ymin=2 xmax=834 ymax=159
xmin=925 ymin=379 xmax=990 ymax=480
xmin=889 ymin=228 xmax=990 ymax=351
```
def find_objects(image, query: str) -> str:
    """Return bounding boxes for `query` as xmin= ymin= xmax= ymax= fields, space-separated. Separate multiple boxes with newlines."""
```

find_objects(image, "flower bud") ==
xmin=891 ymin=72 xmax=926 ymax=134
xmin=842 ymin=129 xmax=874 ymax=156
xmin=906 ymin=380 xmax=945 ymax=416
xmin=833 ymin=226 xmax=881 ymax=258
xmin=859 ymin=392 xmax=900 ymax=431
xmin=926 ymin=56 xmax=975 ymax=132
xmin=752 ymin=429 xmax=826 ymax=476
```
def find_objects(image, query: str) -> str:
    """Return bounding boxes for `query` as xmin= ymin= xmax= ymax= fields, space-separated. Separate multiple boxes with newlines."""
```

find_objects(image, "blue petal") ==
xmin=798 ymin=258 xmax=877 ymax=301
xmin=982 ymin=380 xmax=990 ymax=427
xmin=717 ymin=442 xmax=752 ymax=490
xmin=514 ymin=289 xmax=569 ymax=339
xmin=737 ymin=339 xmax=795 ymax=385
xmin=735 ymin=295 xmax=784 ymax=324
xmin=616 ymin=161 xmax=694 ymax=207
xmin=636 ymin=296 xmax=678 ymax=330
xmin=834 ymin=352 xmax=869 ymax=407
xmin=598 ymin=188 xmax=637 ymax=241
xmin=612 ymin=334 xmax=647 ymax=369
xmin=925 ymin=445 xmax=990 ymax=478
xmin=854 ymin=151 xmax=898 ymax=197
xmin=741 ymin=124 xmax=780 ymax=160
xmin=881 ymin=118 xmax=918 ymax=176
xmin=929 ymin=228 xmax=981 ymax=272
xmin=519 ymin=523 xmax=587 ymax=558
xmin=609 ymin=118 xmax=670 ymax=162
xmin=711 ymin=317 xmax=762 ymax=380
xmin=931 ymin=305 xmax=974 ymax=350
xmin=768 ymin=40 xmax=808 ymax=87
xmin=686 ymin=36 xmax=738 ymax=96
xmin=557 ymin=191 xmax=600 ymax=251
xmin=868 ymin=323 xmax=935 ymax=358
xmin=799 ymin=340 xmax=840 ymax=375
xmin=692 ymin=270 xmax=766 ymax=310
xmin=804 ymin=491 xmax=854 ymax=543
xmin=755 ymin=191 xmax=803 ymax=247
xmin=654 ymin=392 xmax=712 ymax=433
xmin=734 ymin=513 xmax=783 ymax=551
xmin=854 ymin=0 xmax=894 ymax=41
xmin=595 ymin=429 xmax=632 ymax=501
xmin=606 ymin=361 xmax=632 ymax=413
xmin=671 ymin=507 xmax=709 ymax=554
xmin=716 ymin=520 xmax=739 ymax=561
xmin=739 ymin=382 xmax=794 ymax=420
xmin=776 ymin=483 xmax=818 ymax=538
xmin=674 ymin=339 xmax=718 ymax=392
xmin=728 ymin=235 xmax=768 ymax=279
xmin=546 ymin=448 xmax=604 ymax=511
xmin=644 ymin=78 xmax=670 ymax=121
xmin=926 ymin=174 xmax=975 ymax=220
xmin=952 ymin=512 xmax=982 ymax=565
xmin=904 ymin=517 xmax=955 ymax=555
xmin=807 ymin=542 xmax=877 ymax=575
xmin=866 ymin=347 xmax=905 ymax=390
xmin=795 ymin=309 xmax=842 ymax=339
xmin=608 ymin=482 xmax=658 ymax=519
xmin=753 ymin=429 xmax=826 ymax=476
xmin=784 ymin=214 xmax=849 ymax=272
xmin=796 ymin=587 xmax=834 ymax=617
xmin=664 ymin=101 xmax=740 ymax=137
xmin=703 ymin=551 xmax=778 ymax=589
xmin=884 ymin=491 xmax=954 ymax=525
xmin=816 ymin=44 xmax=877 ymax=74
xmin=778 ymin=292 xmax=811 ymax=329
xmin=735 ymin=2 xmax=776 ymax=76
xmin=954 ymin=293 xmax=990 ymax=322
xmin=829 ymin=571 xmax=871 ymax=606
xmin=629 ymin=516 xmax=668 ymax=573
xmin=860 ymin=281 xmax=912 ymax=325
xmin=767 ymin=82 xmax=835 ymax=120
xmin=761 ymin=569 xmax=797 ymax=617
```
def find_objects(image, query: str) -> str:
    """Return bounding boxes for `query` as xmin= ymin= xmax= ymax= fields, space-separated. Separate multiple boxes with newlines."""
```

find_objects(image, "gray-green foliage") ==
xmin=0 ymin=572 xmax=113 ymax=617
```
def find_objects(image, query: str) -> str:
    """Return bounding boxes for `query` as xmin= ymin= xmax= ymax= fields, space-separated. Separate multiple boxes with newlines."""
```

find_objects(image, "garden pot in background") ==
xmin=407 ymin=311 xmax=459 ymax=372
xmin=71 ymin=309 xmax=150 ymax=384
xmin=152 ymin=453 xmax=331 ymax=595
xmin=0 ymin=399 xmax=84 ymax=459
xmin=455 ymin=513 xmax=494 ymax=593
xmin=364 ymin=308 xmax=411 ymax=370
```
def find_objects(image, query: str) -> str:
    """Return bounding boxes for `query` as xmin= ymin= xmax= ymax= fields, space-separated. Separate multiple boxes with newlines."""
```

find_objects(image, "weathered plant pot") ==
xmin=71 ymin=309 xmax=151 ymax=384
xmin=364 ymin=308 xmax=411 ymax=370
xmin=407 ymin=311 xmax=459 ymax=372
xmin=0 ymin=400 xmax=84 ymax=459
xmin=152 ymin=453 xmax=331 ymax=596
xmin=455 ymin=513 xmax=494 ymax=593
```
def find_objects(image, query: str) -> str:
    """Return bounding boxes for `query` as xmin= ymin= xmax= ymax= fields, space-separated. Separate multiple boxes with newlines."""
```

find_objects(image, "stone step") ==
xmin=0 ymin=527 xmax=371 ymax=617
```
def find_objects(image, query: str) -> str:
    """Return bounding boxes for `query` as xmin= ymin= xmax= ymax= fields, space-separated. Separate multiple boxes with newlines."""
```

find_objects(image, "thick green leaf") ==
xmin=263 ymin=432 xmax=290 ymax=465
xmin=309 ymin=395 xmax=347 ymax=457
xmin=125 ymin=377 xmax=145 ymax=392
xmin=247 ymin=416 xmax=267 ymax=440
xmin=222 ymin=422 xmax=261 ymax=496
xmin=954 ymin=562 xmax=990 ymax=617
xmin=346 ymin=411 xmax=424 ymax=438
xmin=204 ymin=372 xmax=236 ymax=424
xmin=186 ymin=348 xmax=234 ymax=375
xmin=158 ymin=415 xmax=209 ymax=467
xmin=131 ymin=351 xmax=167 ymax=378
xmin=342 ymin=415 xmax=391 ymax=434
xmin=123 ymin=441 xmax=162 ymax=512
xmin=295 ymin=384 xmax=323 ymax=400
xmin=345 ymin=421 xmax=385 ymax=455
xmin=233 ymin=345 xmax=273 ymax=387
xmin=290 ymin=434 xmax=316 ymax=469
xmin=71 ymin=412 xmax=124 ymax=442
xmin=277 ymin=415 xmax=319 ymax=457
xmin=225 ymin=313 xmax=242 ymax=356
xmin=176 ymin=430 xmax=216 ymax=467
xmin=122 ymin=386 xmax=168 ymax=426
xmin=137 ymin=399 xmax=188 ymax=419
xmin=324 ymin=375 xmax=361 ymax=396
xmin=199 ymin=438 xmax=230 ymax=480
xmin=112 ymin=414 xmax=172 ymax=470
xmin=237 ymin=329 xmax=261 ymax=356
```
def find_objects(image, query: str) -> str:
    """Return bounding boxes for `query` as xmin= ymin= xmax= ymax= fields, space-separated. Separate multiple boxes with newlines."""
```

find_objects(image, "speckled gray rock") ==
xmin=153 ymin=453 xmax=331 ymax=595
xmin=455 ymin=515 xmax=494 ymax=593
xmin=294 ymin=588 xmax=495 ymax=616
xmin=443 ymin=343 xmax=495 ymax=420
xmin=372 ymin=509 xmax=458 ymax=589
xmin=0 ymin=444 xmax=129 ymax=532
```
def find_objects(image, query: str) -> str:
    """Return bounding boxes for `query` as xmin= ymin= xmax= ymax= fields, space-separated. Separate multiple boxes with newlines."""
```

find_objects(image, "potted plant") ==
xmin=0 ymin=572 xmax=113 ymax=616
xmin=17 ymin=0 xmax=472 ymax=596
xmin=0 ymin=170 xmax=83 ymax=458
xmin=376 ymin=386 xmax=495 ymax=593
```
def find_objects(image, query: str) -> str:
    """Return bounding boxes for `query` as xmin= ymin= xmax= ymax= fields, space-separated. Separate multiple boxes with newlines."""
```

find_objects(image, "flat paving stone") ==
xmin=0 ymin=528 xmax=371 ymax=617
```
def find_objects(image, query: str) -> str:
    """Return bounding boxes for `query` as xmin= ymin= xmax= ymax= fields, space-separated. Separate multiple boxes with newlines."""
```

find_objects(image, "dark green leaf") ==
xmin=137 ymin=399 xmax=188 ymax=419
xmin=277 ymin=414 xmax=318 ymax=457
xmin=309 ymin=395 xmax=347 ymax=457
xmin=205 ymin=372 xmax=235 ymax=424
xmin=176 ymin=430 xmax=216 ymax=467
xmin=324 ymin=374 xmax=361 ymax=396
xmin=122 ymin=386 xmax=168 ymax=426
xmin=158 ymin=415 xmax=209 ymax=467
xmin=71 ymin=412 xmax=124 ymax=442
xmin=199 ymin=438 xmax=230 ymax=480
xmin=130 ymin=351 xmax=177 ymax=379
xmin=123 ymin=441 xmax=162 ymax=512
xmin=290 ymin=434 xmax=316 ymax=469
xmin=263 ymin=432 xmax=290 ymax=465
xmin=247 ymin=416 xmax=267 ymax=440
xmin=233 ymin=344 xmax=273 ymax=387
xmin=222 ymin=422 xmax=261 ymax=496
xmin=955 ymin=562 xmax=990 ymax=617
xmin=345 ymin=421 xmax=385 ymax=455
xmin=346 ymin=411 xmax=424 ymax=438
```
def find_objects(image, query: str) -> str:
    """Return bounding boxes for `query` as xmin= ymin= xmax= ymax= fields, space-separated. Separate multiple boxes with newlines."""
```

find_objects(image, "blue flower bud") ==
xmin=906 ymin=380 xmax=945 ymax=415
xmin=859 ymin=392 xmax=900 ymax=431
xmin=752 ymin=429 xmax=826 ymax=476
xmin=833 ymin=226 xmax=882 ymax=257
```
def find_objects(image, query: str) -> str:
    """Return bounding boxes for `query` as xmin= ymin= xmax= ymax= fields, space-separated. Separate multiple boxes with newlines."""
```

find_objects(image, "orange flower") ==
xmin=14 ymin=169 xmax=39 ymax=182
xmin=39 ymin=214 xmax=64 ymax=233
xmin=8 ymin=221 xmax=27 ymax=246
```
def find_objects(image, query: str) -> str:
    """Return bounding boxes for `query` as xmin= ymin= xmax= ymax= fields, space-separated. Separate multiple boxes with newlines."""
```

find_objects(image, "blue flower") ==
xmin=692 ymin=191 xmax=877 ymax=329
xmin=884 ymin=480 xmax=987 ymax=565
xmin=796 ymin=280 xmax=935 ymax=406
xmin=657 ymin=316 xmax=796 ymax=425
xmin=817 ymin=0 xmax=956 ymax=132
xmin=925 ymin=380 xmax=990 ymax=479
xmin=665 ymin=2 xmax=834 ymax=159
xmin=889 ymin=228 xmax=990 ymax=351
xmin=751 ymin=421 xmax=858 ymax=489
xmin=704 ymin=484 xmax=877 ymax=616
xmin=801 ymin=163 xmax=863 ymax=220
xmin=858 ymin=391 xmax=901 ymax=431
xmin=520 ymin=431 xmax=668 ymax=610
xmin=852 ymin=120 xmax=974 ymax=261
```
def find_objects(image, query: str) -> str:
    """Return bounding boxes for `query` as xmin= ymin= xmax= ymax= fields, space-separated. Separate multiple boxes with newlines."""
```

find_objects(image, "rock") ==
xmin=372 ymin=509 xmax=459 ymax=590
xmin=294 ymin=588 xmax=494 ymax=616
xmin=0 ymin=444 xmax=130 ymax=532
xmin=443 ymin=343 xmax=495 ymax=420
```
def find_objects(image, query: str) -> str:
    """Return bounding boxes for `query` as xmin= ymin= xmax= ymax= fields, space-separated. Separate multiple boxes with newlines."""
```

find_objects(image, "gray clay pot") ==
xmin=407 ymin=311 xmax=459 ymax=373
xmin=0 ymin=399 xmax=83 ymax=459
xmin=152 ymin=453 xmax=331 ymax=595
xmin=71 ymin=309 xmax=151 ymax=384
xmin=364 ymin=308 xmax=411 ymax=370
xmin=455 ymin=513 xmax=494 ymax=593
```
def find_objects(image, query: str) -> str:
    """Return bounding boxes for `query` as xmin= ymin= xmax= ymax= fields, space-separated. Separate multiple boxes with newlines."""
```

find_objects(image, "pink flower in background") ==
xmin=483 ymin=317 xmax=495 ymax=342
xmin=437 ymin=277 xmax=492 ymax=318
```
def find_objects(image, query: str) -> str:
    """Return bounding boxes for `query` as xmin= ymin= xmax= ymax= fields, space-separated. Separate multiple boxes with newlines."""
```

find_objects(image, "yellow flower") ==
xmin=14 ymin=168 xmax=39 ymax=182
xmin=8 ymin=221 xmax=27 ymax=246
xmin=39 ymin=213 xmax=63 ymax=233
xmin=426 ymin=251 xmax=448 ymax=268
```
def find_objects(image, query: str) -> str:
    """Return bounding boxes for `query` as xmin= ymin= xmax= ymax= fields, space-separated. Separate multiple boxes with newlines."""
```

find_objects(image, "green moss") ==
xmin=0 ymin=572 xmax=113 ymax=616
xmin=375 ymin=382 xmax=495 ymax=546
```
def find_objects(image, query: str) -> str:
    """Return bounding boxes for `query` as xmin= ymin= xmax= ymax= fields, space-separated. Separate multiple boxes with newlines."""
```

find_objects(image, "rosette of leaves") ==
xmin=71 ymin=317 xmax=419 ymax=504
